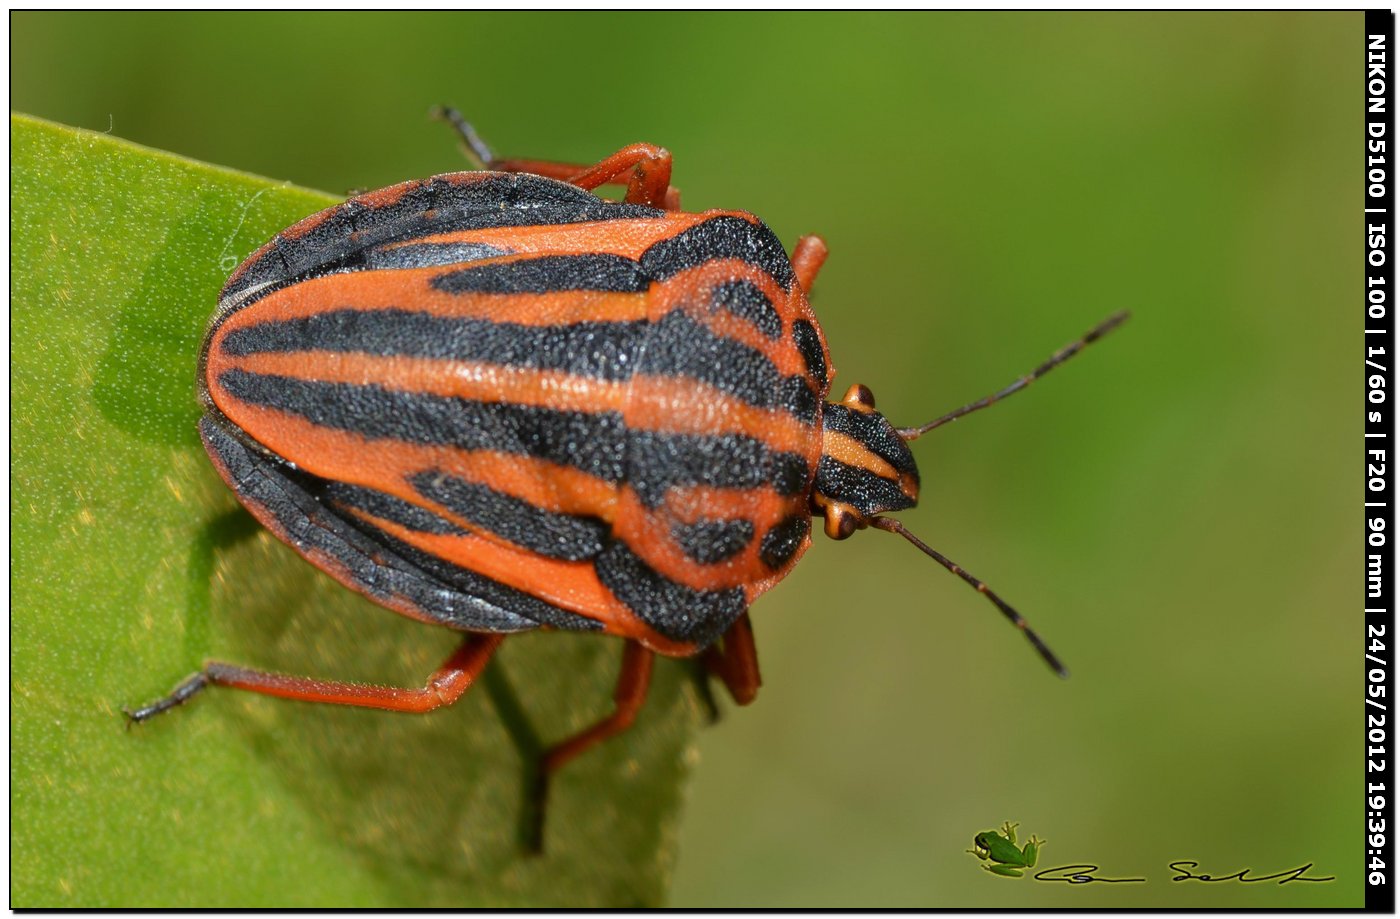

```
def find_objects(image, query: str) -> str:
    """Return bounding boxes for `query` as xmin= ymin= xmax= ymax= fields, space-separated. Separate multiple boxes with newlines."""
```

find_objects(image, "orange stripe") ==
xmin=363 ymin=514 xmax=627 ymax=623
xmin=214 ymin=265 xmax=650 ymax=332
xmin=222 ymin=351 xmax=630 ymax=414
xmin=821 ymin=430 xmax=898 ymax=480
xmin=625 ymin=373 xmax=813 ymax=449
xmin=392 ymin=211 xmax=725 ymax=261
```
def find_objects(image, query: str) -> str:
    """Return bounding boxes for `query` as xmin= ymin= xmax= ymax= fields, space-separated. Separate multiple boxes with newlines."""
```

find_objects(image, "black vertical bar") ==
xmin=1365 ymin=8 xmax=1394 ymax=913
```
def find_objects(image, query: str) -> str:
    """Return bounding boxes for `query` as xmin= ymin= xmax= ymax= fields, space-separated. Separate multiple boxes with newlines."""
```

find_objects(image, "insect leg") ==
xmin=701 ymin=612 xmax=762 ymax=705
xmin=500 ymin=146 xmax=679 ymax=209
xmin=542 ymin=641 xmax=654 ymax=773
xmin=532 ymin=641 xmax=654 ymax=848
xmin=430 ymin=108 xmax=678 ymax=207
xmin=125 ymin=633 xmax=504 ymax=721
xmin=556 ymin=144 xmax=676 ymax=208
xmin=790 ymin=235 xmax=829 ymax=295
xmin=485 ymin=157 xmax=591 ymax=180
xmin=431 ymin=106 xmax=591 ymax=179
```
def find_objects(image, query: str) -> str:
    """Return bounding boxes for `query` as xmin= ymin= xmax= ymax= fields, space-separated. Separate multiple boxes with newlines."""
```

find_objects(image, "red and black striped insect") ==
xmin=128 ymin=110 xmax=1126 ymax=844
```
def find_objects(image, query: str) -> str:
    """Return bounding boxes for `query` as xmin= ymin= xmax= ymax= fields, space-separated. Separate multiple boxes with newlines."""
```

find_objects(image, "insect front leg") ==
xmin=790 ymin=235 xmax=829 ymax=295
xmin=125 ymin=633 xmax=504 ymax=721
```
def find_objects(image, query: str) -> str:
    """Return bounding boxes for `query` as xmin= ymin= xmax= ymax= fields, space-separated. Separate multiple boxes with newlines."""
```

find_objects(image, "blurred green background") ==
xmin=12 ymin=11 xmax=1359 ymax=907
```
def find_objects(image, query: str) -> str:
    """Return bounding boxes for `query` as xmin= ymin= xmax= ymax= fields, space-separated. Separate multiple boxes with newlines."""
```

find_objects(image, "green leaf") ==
xmin=11 ymin=113 xmax=703 ymax=908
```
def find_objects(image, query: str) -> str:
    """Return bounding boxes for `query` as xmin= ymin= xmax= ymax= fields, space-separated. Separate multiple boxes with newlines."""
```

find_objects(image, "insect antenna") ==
xmin=896 ymin=311 xmax=1129 ymax=441
xmin=868 ymin=516 xmax=1069 ymax=678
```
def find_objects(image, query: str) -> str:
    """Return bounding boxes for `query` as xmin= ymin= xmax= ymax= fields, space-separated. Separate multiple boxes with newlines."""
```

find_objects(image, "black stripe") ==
xmin=222 ymin=173 xmax=664 ymax=304
xmin=223 ymin=305 xmax=807 ymax=422
xmin=638 ymin=310 xmax=784 ymax=411
xmin=760 ymin=515 xmax=810 ymax=570
xmin=321 ymin=481 xmax=467 ymax=535
xmin=220 ymin=308 xmax=647 ymax=382
xmin=672 ymin=519 xmax=755 ymax=565
xmin=814 ymin=456 xmax=915 ymax=514
xmin=792 ymin=319 xmax=826 ymax=384
xmin=710 ymin=280 xmax=781 ymax=339
xmin=627 ymin=429 xmax=810 ymax=507
xmin=218 ymin=370 xmax=628 ymax=480
xmin=781 ymin=375 xmax=818 ymax=423
xmin=217 ymin=371 xmax=810 ymax=502
xmin=770 ymin=451 xmax=812 ymax=497
xmin=265 ymin=208 xmax=360 ymax=282
xmin=365 ymin=241 xmax=511 ymax=271
xmin=398 ymin=172 xmax=662 ymax=231
xmin=594 ymin=540 xmax=746 ymax=646
xmin=410 ymin=471 xmax=607 ymax=561
xmin=432 ymin=253 xmax=649 ymax=294
xmin=359 ymin=523 xmax=604 ymax=632
xmin=640 ymin=215 xmax=796 ymax=290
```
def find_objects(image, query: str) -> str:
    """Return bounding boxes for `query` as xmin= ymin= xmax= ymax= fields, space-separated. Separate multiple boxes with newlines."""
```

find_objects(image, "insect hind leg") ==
xmin=431 ymin=106 xmax=679 ymax=209
xmin=125 ymin=634 xmax=504 ymax=721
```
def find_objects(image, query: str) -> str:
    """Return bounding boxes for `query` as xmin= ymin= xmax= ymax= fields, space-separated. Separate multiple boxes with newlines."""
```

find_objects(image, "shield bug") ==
xmin=127 ymin=109 xmax=1127 ymax=846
